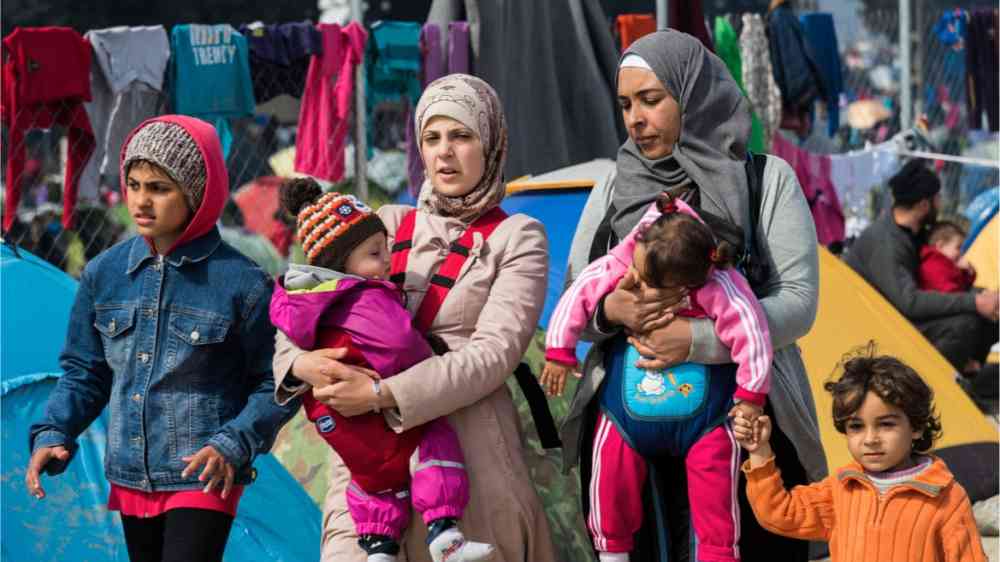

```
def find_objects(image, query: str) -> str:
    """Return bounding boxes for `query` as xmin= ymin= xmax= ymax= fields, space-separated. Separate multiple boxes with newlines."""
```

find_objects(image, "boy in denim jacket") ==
xmin=26 ymin=116 xmax=298 ymax=562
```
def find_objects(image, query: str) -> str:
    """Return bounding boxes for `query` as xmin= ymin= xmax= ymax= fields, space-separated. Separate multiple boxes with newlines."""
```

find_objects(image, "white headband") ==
xmin=619 ymin=53 xmax=652 ymax=71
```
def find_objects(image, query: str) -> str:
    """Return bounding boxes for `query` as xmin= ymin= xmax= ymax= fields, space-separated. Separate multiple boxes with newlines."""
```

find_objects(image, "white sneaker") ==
xmin=367 ymin=554 xmax=398 ymax=562
xmin=428 ymin=527 xmax=495 ymax=562
xmin=598 ymin=552 xmax=630 ymax=562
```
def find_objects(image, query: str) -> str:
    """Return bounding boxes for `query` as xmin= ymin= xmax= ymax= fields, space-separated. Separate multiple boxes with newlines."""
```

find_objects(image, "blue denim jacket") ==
xmin=30 ymin=228 xmax=298 ymax=491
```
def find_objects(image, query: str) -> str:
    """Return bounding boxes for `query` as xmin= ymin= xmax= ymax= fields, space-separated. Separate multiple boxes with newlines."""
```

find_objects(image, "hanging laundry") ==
xmin=2 ymin=27 xmax=95 ymax=231
xmin=448 ymin=22 xmax=470 ymax=75
xmin=771 ymin=132 xmax=845 ymax=247
xmin=669 ymin=2 xmax=714 ymax=52
xmin=966 ymin=9 xmax=999 ymax=131
xmin=740 ymin=13 xmax=782 ymax=148
xmin=294 ymin=22 xmax=366 ymax=182
xmin=766 ymin=0 xmax=826 ymax=137
xmin=799 ymin=13 xmax=843 ymax=137
xmin=367 ymin=20 xmax=422 ymax=155
xmin=410 ymin=21 xmax=472 ymax=194
xmin=616 ymin=14 xmax=657 ymax=51
xmin=80 ymin=26 xmax=170 ymax=204
xmin=169 ymin=24 xmax=256 ymax=158
xmin=828 ymin=143 xmax=900 ymax=237
xmin=238 ymin=22 xmax=323 ymax=103
xmin=713 ymin=16 xmax=764 ymax=153
xmin=927 ymin=10 xmax=968 ymax=130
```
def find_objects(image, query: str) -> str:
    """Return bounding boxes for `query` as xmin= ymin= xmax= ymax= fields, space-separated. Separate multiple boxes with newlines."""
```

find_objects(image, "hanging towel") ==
xmin=169 ymin=24 xmax=256 ymax=157
xmin=81 ymin=26 xmax=170 ymax=203
xmin=799 ymin=13 xmax=843 ymax=137
xmin=616 ymin=14 xmax=657 ymax=51
xmin=239 ymin=22 xmax=323 ymax=103
xmin=966 ymin=9 xmax=999 ymax=131
xmin=714 ymin=16 xmax=765 ymax=153
xmin=771 ymin=132 xmax=845 ymax=246
xmin=740 ymin=13 xmax=782 ymax=149
xmin=294 ymin=22 xmax=367 ymax=182
xmin=448 ymin=22 xmax=470 ymax=74
xmin=1 ymin=27 xmax=95 ymax=231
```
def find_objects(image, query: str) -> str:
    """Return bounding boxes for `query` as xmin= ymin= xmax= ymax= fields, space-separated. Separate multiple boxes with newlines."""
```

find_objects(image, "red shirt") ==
xmin=108 ymin=483 xmax=244 ymax=518
xmin=918 ymin=246 xmax=976 ymax=293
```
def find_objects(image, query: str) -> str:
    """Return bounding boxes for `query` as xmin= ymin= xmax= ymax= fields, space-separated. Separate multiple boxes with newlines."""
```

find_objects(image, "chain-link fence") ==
xmin=823 ymin=3 xmax=998 ymax=218
xmin=3 ymin=6 xmax=998 ymax=277
xmin=0 ymin=41 xmax=425 ymax=278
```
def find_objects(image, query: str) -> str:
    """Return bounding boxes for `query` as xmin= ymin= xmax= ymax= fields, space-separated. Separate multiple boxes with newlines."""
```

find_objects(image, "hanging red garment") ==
xmin=771 ymin=133 xmax=845 ymax=247
xmin=669 ymin=1 xmax=714 ymax=52
xmin=2 ymin=27 xmax=95 ymax=230
xmin=294 ymin=22 xmax=367 ymax=182
xmin=616 ymin=14 xmax=657 ymax=51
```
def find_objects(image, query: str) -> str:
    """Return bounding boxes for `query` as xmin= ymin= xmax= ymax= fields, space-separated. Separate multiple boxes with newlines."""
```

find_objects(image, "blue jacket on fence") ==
xmin=766 ymin=3 xmax=826 ymax=110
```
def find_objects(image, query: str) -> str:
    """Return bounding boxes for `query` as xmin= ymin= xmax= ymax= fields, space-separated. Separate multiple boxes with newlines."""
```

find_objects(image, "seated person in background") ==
xmin=845 ymin=160 xmax=998 ymax=377
xmin=919 ymin=221 xmax=976 ymax=294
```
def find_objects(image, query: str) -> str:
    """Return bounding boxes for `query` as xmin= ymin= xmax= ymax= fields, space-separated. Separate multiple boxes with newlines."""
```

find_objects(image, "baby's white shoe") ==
xmin=428 ymin=527 xmax=495 ymax=562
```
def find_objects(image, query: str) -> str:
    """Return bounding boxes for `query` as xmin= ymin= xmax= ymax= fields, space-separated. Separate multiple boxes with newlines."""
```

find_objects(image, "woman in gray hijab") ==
xmin=560 ymin=30 xmax=825 ymax=562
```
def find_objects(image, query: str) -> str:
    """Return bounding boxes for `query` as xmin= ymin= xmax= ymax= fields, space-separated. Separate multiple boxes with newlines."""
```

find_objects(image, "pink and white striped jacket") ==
xmin=545 ymin=199 xmax=772 ymax=406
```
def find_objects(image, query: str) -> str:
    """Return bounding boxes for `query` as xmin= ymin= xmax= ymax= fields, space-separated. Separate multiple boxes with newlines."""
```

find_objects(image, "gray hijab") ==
xmin=612 ymin=30 xmax=752 ymax=241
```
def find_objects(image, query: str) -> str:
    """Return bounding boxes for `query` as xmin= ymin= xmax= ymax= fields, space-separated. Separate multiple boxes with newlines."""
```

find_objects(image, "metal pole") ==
xmin=899 ymin=0 xmax=912 ymax=130
xmin=656 ymin=0 xmax=668 ymax=30
xmin=351 ymin=0 xmax=368 ymax=200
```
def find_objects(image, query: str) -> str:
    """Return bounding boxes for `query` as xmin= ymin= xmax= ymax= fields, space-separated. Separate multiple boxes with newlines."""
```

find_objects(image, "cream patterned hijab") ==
xmin=415 ymin=74 xmax=508 ymax=223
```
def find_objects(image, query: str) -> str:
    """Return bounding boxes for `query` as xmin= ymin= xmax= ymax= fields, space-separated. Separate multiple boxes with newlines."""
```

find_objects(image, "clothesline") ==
xmin=893 ymin=149 xmax=1000 ymax=169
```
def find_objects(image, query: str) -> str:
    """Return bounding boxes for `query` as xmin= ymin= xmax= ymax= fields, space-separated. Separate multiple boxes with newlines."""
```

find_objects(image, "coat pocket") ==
xmin=165 ymin=308 xmax=231 ymax=375
xmin=94 ymin=305 xmax=137 ymax=374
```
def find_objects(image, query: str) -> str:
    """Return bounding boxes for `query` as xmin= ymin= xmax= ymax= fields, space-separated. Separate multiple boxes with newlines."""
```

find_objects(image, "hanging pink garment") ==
xmin=771 ymin=133 xmax=845 ymax=246
xmin=294 ymin=22 xmax=367 ymax=181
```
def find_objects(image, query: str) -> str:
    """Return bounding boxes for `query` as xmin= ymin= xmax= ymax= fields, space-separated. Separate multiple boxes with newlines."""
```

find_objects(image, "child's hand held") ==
xmin=540 ymin=361 xmax=570 ymax=397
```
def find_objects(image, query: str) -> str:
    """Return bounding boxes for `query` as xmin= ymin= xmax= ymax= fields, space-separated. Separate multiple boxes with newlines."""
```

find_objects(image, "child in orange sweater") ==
xmin=732 ymin=346 xmax=987 ymax=562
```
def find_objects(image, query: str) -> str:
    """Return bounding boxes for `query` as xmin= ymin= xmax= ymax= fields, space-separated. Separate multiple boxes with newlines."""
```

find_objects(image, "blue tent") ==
xmin=1 ymin=243 xmax=321 ymax=561
xmin=962 ymin=186 xmax=999 ymax=253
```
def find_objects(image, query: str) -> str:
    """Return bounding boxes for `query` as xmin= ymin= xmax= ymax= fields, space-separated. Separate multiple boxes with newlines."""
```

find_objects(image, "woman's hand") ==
xmin=732 ymin=414 xmax=774 ymax=467
xmin=290 ymin=348 xmax=349 ymax=387
xmin=604 ymin=270 xmax=688 ymax=333
xmin=627 ymin=317 xmax=693 ymax=370
xmin=182 ymin=446 xmax=236 ymax=498
xmin=312 ymin=363 xmax=393 ymax=417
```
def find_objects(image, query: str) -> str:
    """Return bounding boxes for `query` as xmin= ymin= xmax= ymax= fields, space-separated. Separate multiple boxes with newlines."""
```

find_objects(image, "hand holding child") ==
xmin=731 ymin=413 xmax=774 ymax=467
xmin=540 ymin=361 xmax=579 ymax=397
xmin=24 ymin=445 xmax=71 ymax=499
xmin=182 ymin=445 xmax=236 ymax=498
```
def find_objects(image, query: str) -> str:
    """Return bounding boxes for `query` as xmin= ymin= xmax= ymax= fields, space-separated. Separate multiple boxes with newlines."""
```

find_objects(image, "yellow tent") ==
xmin=799 ymin=248 xmax=998 ymax=499
xmin=965 ymin=214 xmax=998 ymax=291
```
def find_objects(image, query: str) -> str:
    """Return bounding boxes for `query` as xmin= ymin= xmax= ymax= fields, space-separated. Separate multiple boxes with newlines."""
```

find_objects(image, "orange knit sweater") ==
xmin=743 ymin=455 xmax=986 ymax=562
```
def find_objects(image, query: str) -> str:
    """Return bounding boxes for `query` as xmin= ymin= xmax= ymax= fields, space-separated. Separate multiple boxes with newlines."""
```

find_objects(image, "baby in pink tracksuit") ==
xmin=542 ymin=193 xmax=772 ymax=562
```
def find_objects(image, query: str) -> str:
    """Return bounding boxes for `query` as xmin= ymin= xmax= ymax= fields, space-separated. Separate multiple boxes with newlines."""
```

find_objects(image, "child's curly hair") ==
xmin=824 ymin=342 xmax=942 ymax=453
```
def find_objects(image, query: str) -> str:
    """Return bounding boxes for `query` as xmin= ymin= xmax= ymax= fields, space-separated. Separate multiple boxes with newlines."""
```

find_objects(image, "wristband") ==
xmin=371 ymin=379 xmax=382 ymax=413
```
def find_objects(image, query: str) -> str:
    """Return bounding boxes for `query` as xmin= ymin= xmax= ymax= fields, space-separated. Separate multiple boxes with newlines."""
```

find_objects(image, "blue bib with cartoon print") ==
xmin=622 ymin=344 xmax=710 ymax=420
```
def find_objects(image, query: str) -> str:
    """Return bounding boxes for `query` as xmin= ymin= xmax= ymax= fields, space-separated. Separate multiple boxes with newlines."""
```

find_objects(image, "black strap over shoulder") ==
xmin=514 ymin=363 xmax=562 ymax=449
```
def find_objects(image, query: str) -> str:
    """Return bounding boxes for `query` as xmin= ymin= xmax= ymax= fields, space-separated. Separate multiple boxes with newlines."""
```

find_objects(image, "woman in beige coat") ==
xmin=272 ymin=74 xmax=558 ymax=562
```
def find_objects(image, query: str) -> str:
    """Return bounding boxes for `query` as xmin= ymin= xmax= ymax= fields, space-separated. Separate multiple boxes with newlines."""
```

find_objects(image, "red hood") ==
xmin=119 ymin=115 xmax=228 ymax=255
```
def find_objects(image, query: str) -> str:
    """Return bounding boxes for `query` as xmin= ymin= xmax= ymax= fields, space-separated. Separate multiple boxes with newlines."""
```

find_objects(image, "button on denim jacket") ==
xmin=30 ymin=229 xmax=299 ymax=491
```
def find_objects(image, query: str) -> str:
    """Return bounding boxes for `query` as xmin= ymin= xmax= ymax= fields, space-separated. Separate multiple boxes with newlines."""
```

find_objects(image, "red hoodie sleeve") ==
xmin=918 ymin=247 xmax=973 ymax=293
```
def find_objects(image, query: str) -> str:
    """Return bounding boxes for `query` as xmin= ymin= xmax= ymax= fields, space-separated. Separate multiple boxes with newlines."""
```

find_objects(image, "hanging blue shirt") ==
xmin=169 ymin=24 xmax=256 ymax=156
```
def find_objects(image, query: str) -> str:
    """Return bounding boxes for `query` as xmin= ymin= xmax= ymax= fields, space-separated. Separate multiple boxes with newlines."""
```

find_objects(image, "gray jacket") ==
xmin=560 ymin=155 xmax=829 ymax=483
xmin=844 ymin=212 xmax=977 ymax=321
